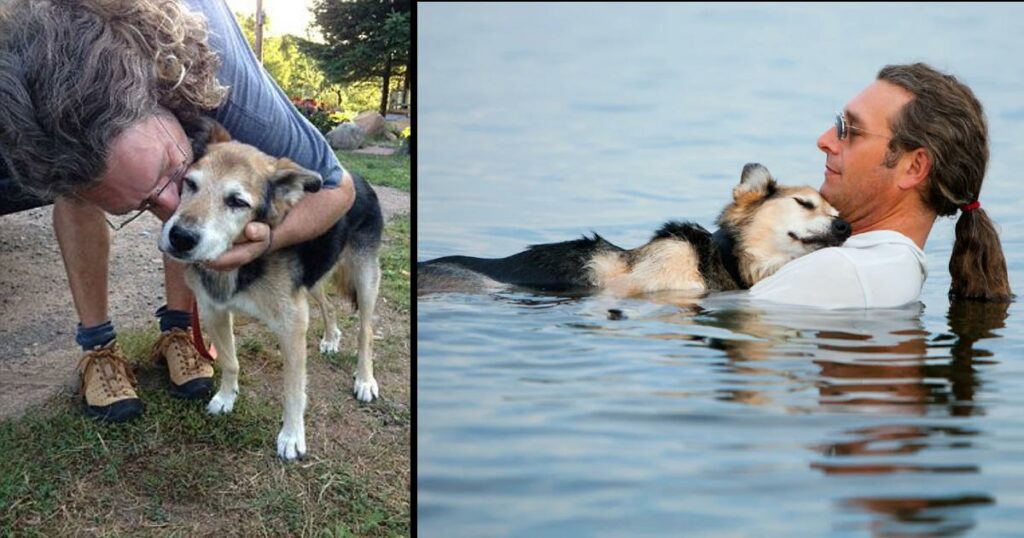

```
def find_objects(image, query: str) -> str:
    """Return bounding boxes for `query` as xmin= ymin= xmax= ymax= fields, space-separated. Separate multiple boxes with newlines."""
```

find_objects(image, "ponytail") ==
xmin=877 ymin=64 xmax=1013 ymax=303
xmin=948 ymin=207 xmax=1013 ymax=302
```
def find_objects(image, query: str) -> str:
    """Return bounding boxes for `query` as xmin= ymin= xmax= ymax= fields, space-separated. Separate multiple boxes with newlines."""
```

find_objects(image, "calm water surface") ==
xmin=418 ymin=4 xmax=1024 ymax=536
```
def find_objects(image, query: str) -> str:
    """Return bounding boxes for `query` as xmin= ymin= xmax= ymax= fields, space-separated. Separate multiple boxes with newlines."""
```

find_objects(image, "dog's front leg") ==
xmin=204 ymin=308 xmax=239 ymax=415
xmin=274 ymin=294 xmax=309 ymax=461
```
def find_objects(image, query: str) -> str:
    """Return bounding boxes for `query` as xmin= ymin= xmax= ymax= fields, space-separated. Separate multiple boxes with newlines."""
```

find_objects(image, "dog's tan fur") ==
xmin=589 ymin=241 xmax=705 ymax=296
xmin=577 ymin=165 xmax=844 ymax=297
xmin=160 ymin=126 xmax=380 ymax=461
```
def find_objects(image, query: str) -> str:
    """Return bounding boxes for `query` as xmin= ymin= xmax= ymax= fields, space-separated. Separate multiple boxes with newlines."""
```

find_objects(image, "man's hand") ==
xmin=204 ymin=222 xmax=272 ymax=272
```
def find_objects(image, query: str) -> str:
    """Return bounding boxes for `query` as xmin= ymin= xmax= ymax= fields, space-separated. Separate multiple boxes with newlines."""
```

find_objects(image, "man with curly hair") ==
xmin=0 ymin=0 xmax=356 ymax=422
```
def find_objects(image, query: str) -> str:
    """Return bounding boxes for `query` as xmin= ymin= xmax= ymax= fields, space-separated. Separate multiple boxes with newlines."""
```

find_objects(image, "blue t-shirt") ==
xmin=181 ymin=0 xmax=344 ymax=188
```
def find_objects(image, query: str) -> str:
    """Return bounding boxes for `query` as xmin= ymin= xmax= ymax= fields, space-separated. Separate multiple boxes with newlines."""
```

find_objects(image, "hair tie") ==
xmin=962 ymin=200 xmax=981 ymax=212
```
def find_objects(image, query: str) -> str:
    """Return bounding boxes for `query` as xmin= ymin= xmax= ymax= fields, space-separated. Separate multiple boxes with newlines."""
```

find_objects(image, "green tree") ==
xmin=303 ymin=0 xmax=411 ymax=117
xmin=236 ymin=12 xmax=293 ymax=92
xmin=279 ymin=35 xmax=328 ymax=100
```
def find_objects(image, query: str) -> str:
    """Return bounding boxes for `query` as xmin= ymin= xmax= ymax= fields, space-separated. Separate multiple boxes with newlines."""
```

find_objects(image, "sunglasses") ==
xmin=835 ymin=111 xmax=891 ymax=142
xmin=104 ymin=115 xmax=190 ymax=231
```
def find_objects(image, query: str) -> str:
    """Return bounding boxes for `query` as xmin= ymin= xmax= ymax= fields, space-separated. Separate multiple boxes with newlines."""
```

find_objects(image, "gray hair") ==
xmin=0 ymin=0 xmax=227 ymax=198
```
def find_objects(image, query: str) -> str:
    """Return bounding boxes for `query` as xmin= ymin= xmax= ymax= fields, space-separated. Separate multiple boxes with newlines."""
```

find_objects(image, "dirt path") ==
xmin=0 ymin=186 xmax=409 ymax=419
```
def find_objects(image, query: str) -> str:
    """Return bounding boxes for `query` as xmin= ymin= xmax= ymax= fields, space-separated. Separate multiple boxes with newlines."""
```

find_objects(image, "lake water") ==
xmin=417 ymin=3 xmax=1024 ymax=536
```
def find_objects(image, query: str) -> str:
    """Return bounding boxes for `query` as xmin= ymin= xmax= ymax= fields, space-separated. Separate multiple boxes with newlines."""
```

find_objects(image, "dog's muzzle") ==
xmin=789 ymin=218 xmax=852 ymax=247
xmin=167 ymin=224 xmax=200 ymax=256
xmin=158 ymin=219 xmax=204 ymax=259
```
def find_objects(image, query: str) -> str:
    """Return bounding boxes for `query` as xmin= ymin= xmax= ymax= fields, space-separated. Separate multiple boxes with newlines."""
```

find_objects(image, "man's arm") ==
xmin=204 ymin=171 xmax=356 ymax=271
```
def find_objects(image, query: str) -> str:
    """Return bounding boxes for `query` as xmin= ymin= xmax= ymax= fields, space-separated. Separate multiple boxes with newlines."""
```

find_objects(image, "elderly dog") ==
xmin=160 ymin=122 xmax=383 ymax=460
xmin=418 ymin=163 xmax=850 ymax=296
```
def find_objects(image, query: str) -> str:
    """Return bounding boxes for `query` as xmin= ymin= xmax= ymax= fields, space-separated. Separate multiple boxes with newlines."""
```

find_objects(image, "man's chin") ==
xmin=819 ymin=182 xmax=839 ymax=206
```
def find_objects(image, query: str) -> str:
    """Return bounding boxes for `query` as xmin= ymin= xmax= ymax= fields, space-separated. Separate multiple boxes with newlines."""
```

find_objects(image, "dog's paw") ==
xmin=353 ymin=375 xmax=379 ymax=402
xmin=276 ymin=428 xmax=307 ymax=461
xmin=207 ymin=390 xmax=237 ymax=415
xmin=319 ymin=328 xmax=342 ymax=354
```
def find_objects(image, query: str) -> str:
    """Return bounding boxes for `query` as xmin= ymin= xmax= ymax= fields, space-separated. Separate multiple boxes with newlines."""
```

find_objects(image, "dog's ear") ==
xmin=272 ymin=158 xmax=323 ymax=193
xmin=266 ymin=157 xmax=323 ymax=214
xmin=179 ymin=115 xmax=232 ymax=161
xmin=732 ymin=162 xmax=777 ymax=200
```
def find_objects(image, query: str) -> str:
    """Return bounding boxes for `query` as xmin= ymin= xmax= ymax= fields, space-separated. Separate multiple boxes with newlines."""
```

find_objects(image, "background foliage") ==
xmin=235 ymin=12 xmax=396 ymax=116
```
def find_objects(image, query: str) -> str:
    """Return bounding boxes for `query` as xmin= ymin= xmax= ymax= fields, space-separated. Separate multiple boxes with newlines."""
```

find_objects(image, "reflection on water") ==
xmin=419 ymin=292 xmax=1016 ymax=536
xmin=727 ymin=300 xmax=1006 ymax=535
xmin=687 ymin=299 xmax=1009 ymax=535
xmin=822 ymin=301 xmax=1007 ymax=536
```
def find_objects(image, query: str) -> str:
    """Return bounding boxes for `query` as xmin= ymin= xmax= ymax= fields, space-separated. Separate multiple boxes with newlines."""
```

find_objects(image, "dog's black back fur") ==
xmin=291 ymin=172 xmax=383 ymax=290
xmin=418 ymin=220 xmax=744 ymax=294
xmin=419 ymin=233 xmax=623 ymax=291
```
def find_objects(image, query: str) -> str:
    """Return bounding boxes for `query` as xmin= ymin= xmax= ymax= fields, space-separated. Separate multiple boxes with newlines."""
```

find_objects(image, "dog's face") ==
xmin=718 ymin=163 xmax=851 ymax=285
xmin=159 ymin=124 xmax=322 ymax=263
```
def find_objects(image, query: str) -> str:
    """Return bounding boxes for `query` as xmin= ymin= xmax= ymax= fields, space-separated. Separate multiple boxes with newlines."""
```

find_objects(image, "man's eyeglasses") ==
xmin=105 ymin=115 xmax=190 ymax=231
xmin=835 ymin=111 xmax=891 ymax=142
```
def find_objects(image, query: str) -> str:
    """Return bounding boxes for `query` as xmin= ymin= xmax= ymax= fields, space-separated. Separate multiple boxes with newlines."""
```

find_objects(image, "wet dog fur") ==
xmin=160 ymin=121 xmax=384 ymax=461
xmin=418 ymin=163 xmax=850 ymax=296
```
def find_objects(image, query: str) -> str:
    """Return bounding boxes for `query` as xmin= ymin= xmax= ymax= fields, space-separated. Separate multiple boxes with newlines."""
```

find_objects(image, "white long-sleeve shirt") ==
xmin=749 ymin=230 xmax=927 ymax=309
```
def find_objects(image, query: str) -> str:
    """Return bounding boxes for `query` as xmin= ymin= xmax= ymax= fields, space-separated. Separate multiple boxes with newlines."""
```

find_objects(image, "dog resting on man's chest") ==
xmin=418 ymin=163 xmax=851 ymax=296
xmin=159 ymin=119 xmax=384 ymax=461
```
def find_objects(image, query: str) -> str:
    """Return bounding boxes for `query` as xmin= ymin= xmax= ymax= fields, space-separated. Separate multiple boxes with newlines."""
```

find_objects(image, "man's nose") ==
xmin=148 ymin=181 xmax=181 ymax=222
xmin=817 ymin=125 xmax=840 ymax=154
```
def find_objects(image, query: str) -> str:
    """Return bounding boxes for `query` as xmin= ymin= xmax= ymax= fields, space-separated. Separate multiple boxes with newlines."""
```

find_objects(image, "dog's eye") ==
xmin=794 ymin=198 xmax=815 ymax=210
xmin=183 ymin=178 xmax=198 ymax=192
xmin=225 ymin=196 xmax=250 ymax=209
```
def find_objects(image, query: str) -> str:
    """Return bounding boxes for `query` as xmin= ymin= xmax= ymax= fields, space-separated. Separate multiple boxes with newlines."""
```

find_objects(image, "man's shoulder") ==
xmin=820 ymin=230 xmax=925 ymax=270
xmin=843 ymin=230 xmax=922 ymax=249
xmin=748 ymin=230 xmax=927 ymax=309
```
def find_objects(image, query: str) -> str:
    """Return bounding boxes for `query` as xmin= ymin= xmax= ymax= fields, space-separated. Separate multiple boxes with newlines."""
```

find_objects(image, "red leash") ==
xmin=191 ymin=299 xmax=217 ymax=361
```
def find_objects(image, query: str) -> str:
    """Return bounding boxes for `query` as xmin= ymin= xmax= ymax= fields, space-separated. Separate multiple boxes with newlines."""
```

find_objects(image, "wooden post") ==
xmin=254 ymin=0 xmax=264 ymax=63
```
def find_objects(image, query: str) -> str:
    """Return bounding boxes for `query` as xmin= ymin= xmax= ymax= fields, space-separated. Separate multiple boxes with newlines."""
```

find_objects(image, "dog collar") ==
xmin=711 ymin=228 xmax=745 ymax=289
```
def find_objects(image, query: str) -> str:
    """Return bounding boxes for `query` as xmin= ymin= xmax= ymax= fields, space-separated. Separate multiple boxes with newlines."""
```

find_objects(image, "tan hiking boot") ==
xmin=152 ymin=328 xmax=214 ymax=400
xmin=77 ymin=341 xmax=144 ymax=423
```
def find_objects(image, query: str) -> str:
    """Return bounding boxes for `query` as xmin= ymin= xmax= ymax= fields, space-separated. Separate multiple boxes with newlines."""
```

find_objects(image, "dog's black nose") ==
xmin=831 ymin=218 xmax=851 ymax=240
xmin=169 ymin=225 xmax=199 ymax=253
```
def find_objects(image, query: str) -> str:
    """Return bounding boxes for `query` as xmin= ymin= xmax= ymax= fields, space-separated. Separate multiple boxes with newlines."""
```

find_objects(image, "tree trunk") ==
xmin=254 ymin=0 xmax=264 ymax=63
xmin=404 ymin=61 xmax=411 ymax=116
xmin=379 ymin=54 xmax=393 ymax=117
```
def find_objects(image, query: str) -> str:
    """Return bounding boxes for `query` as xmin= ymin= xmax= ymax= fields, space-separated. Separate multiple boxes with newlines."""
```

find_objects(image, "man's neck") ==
xmin=851 ymin=203 xmax=936 ymax=250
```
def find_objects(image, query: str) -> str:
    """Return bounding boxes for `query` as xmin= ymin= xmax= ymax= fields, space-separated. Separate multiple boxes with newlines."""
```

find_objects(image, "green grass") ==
xmin=381 ymin=216 xmax=411 ymax=310
xmin=1 ymin=315 xmax=410 ymax=537
xmin=337 ymin=151 xmax=410 ymax=191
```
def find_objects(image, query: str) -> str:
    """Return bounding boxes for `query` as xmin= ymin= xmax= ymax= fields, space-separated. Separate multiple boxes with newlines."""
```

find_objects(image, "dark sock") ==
xmin=155 ymin=305 xmax=192 ymax=333
xmin=76 ymin=320 xmax=116 ymax=351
